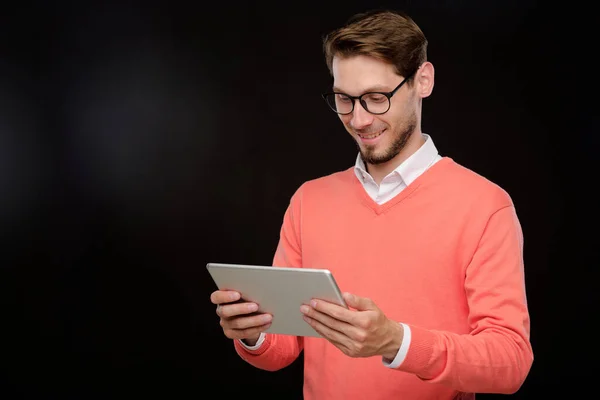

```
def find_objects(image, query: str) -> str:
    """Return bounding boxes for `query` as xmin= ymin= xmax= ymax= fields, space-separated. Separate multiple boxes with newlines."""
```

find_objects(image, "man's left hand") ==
xmin=300 ymin=292 xmax=403 ymax=360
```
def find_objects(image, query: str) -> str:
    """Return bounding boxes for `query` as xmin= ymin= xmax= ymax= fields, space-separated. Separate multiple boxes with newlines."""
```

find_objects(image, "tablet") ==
xmin=206 ymin=262 xmax=347 ymax=337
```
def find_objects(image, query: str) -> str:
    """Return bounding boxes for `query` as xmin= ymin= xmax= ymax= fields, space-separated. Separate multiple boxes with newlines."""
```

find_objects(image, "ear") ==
xmin=416 ymin=61 xmax=434 ymax=98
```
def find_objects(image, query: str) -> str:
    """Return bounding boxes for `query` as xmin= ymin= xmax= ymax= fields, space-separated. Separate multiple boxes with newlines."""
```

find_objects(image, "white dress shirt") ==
xmin=239 ymin=134 xmax=442 ymax=369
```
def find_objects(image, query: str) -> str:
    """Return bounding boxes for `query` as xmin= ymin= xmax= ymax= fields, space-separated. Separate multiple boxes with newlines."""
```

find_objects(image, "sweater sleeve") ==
xmin=394 ymin=205 xmax=534 ymax=394
xmin=233 ymin=187 xmax=305 ymax=370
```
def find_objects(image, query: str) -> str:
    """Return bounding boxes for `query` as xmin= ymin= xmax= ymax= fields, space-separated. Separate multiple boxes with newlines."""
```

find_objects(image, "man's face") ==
xmin=332 ymin=55 xmax=417 ymax=165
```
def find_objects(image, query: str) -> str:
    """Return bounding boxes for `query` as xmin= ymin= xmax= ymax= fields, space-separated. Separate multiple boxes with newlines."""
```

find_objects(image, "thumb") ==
xmin=343 ymin=292 xmax=376 ymax=311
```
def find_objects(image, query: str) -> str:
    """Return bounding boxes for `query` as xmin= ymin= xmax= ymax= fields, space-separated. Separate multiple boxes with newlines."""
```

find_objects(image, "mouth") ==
xmin=357 ymin=129 xmax=385 ymax=142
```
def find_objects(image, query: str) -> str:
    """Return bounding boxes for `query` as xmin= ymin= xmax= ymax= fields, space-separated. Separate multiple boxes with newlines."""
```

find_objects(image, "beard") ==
xmin=356 ymin=112 xmax=417 ymax=165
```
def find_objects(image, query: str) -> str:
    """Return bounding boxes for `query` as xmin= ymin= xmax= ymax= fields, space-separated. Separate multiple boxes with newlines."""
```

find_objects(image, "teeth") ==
xmin=360 ymin=131 xmax=382 ymax=139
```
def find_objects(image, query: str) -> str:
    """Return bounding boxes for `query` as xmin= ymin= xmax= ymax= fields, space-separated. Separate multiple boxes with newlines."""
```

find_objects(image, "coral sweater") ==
xmin=234 ymin=157 xmax=533 ymax=399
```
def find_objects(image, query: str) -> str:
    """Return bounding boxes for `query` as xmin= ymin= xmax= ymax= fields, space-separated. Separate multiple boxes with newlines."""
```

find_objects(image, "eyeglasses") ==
xmin=321 ymin=71 xmax=416 ymax=115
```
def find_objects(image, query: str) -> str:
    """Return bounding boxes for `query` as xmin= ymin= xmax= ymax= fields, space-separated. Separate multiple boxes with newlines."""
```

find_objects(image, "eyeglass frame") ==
xmin=321 ymin=70 xmax=417 ymax=115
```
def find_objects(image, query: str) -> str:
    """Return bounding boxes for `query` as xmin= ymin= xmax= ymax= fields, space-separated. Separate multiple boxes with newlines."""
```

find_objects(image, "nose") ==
xmin=349 ymin=100 xmax=374 ymax=130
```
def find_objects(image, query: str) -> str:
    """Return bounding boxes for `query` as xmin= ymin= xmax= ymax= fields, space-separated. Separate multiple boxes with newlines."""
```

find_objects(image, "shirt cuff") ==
xmin=382 ymin=323 xmax=411 ymax=369
xmin=237 ymin=332 xmax=266 ymax=350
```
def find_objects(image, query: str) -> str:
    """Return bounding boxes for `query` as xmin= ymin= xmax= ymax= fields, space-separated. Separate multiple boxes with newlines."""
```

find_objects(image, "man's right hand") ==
xmin=210 ymin=290 xmax=273 ymax=346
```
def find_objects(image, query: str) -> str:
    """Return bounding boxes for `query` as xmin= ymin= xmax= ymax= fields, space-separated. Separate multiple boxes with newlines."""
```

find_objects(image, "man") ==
xmin=210 ymin=9 xmax=533 ymax=399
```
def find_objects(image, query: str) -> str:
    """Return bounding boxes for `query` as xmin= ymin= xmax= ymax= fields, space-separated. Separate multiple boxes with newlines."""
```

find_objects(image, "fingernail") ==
xmin=248 ymin=303 xmax=258 ymax=312
xmin=300 ymin=305 xmax=309 ymax=314
xmin=310 ymin=300 xmax=317 ymax=308
xmin=262 ymin=314 xmax=272 ymax=323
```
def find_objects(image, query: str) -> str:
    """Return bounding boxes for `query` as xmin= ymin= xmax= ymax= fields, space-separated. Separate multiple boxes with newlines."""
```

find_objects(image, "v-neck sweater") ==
xmin=234 ymin=157 xmax=533 ymax=399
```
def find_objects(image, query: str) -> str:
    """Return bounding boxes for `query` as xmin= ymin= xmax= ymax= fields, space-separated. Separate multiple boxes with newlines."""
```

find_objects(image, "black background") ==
xmin=1 ymin=1 xmax=595 ymax=398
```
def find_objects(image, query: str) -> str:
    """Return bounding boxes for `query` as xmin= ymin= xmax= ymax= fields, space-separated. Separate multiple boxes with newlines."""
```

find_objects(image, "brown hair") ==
xmin=323 ymin=9 xmax=428 ymax=82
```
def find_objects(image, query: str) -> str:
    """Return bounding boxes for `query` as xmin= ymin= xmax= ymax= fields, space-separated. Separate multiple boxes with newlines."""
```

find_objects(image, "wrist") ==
xmin=242 ymin=337 xmax=259 ymax=347
xmin=241 ymin=333 xmax=262 ymax=347
xmin=381 ymin=320 xmax=404 ymax=361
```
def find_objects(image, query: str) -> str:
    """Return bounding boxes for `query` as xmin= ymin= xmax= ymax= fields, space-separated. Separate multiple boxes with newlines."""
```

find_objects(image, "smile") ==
xmin=358 ymin=130 xmax=384 ymax=140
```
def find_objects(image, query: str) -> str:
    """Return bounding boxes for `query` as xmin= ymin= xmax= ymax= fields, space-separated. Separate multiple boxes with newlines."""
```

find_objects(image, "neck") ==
xmin=366 ymin=132 xmax=426 ymax=185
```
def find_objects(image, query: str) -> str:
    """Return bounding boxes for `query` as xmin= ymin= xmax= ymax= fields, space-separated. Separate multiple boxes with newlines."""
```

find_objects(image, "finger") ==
xmin=301 ymin=305 xmax=361 ymax=337
xmin=342 ymin=292 xmax=377 ymax=311
xmin=224 ymin=322 xmax=272 ymax=341
xmin=302 ymin=314 xmax=351 ymax=351
xmin=223 ymin=313 xmax=273 ymax=331
xmin=217 ymin=302 xmax=259 ymax=318
xmin=308 ymin=299 xmax=356 ymax=324
xmin=210 ymin=290 xmax=241 ymax=305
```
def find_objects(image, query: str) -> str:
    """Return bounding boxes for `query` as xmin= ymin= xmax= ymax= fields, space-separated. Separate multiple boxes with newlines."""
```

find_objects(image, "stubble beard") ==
xmin=357 ymin=113 xmax=417 ymax=165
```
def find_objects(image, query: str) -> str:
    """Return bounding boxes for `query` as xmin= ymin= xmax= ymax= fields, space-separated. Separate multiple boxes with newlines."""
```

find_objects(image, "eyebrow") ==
xmin=332 ymin=84 xmax=393 ymax=93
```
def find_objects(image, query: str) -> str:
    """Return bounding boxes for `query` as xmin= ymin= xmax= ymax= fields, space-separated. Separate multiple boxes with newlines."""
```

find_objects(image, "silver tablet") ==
xmin=206 ymin=262 xmax=347 ymax=337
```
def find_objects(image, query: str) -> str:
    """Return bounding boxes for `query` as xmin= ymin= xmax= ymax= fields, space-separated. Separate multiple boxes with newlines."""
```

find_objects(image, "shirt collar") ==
xmin=354 ymin=133 xmax=440 ymax=186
